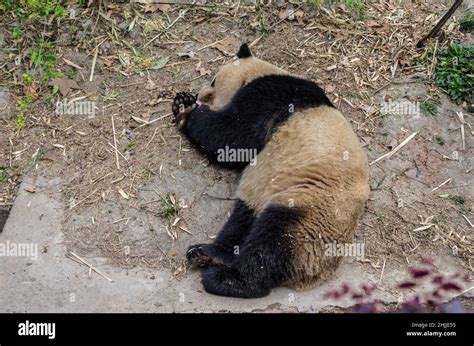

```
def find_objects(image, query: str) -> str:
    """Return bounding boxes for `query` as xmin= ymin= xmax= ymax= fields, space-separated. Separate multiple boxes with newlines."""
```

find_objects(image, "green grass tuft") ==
xmin=420 ymin=96 xmax=440 ymax=116
xmin=344 ymin=0 xmax=366 ymax=19
xmin=460 ymin=14 xmax=474 ymax=32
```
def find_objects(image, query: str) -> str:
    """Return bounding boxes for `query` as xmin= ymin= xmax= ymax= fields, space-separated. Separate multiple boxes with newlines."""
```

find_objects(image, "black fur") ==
xmin=200 ymin=205 xmax=301 ymax=298
xmin=173 ymin=68 xmax=333 ymax=298
xmin=236 ymin=43 xmax=252 ymax=59
xmin=181 ymin=74 xmax=333 ymax=169
xmin=187 ymin=199 xmax=255 ymax=267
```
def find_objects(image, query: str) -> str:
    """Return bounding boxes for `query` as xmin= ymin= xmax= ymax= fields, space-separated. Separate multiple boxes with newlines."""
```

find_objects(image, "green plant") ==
xmin=64 ymin=69 xmax=77 ymax=79
xmin=101 ymin=90 xmax=119 ymax=101
xmin=434 ymin=44 xmax=474 ymax=104
xmin=16 ymin=114 xmax=25 ymax=128
xmin=160 ymin=194 xmax=179 ymax=218
xmin=460 ymin=13 xmax=474 ymax=32
xmin=161 ymin=206 xmax=178 ymax=218
xmin=16 ymin=95 xmax=32 ymax=129
xmin=420 ymin=96 xmax=440 ymax=116
xmin=0 ymin=0 xmax=14 ymax=12
xmin=434 ymin=135 xmax=445 ymax=146
xmin=30 ymin=39 xmax=60 ymax=81
xmin=449 ymin=195 xmax=465 ymax=205
xmin=344 ymin=0 xmax=366 ymax=19
xmin=0 ymin=168 xmax=7 ymax=183
xmin=346 ymin=91 xmax=360 ymax=99
xmin=18 ymin=95 xmax=32 ymax=109
xmin=1 ymin=0 xmax=65 ymax=18
xmin=254 ymin=2 xmax=270 ymax=37
xmin=11 ymin=27 xmax=22 ymax=39
xmin=22 ymin=72 xmax=33 ymax=85
xmin=374 ymin=175 xmax=386 ymax=190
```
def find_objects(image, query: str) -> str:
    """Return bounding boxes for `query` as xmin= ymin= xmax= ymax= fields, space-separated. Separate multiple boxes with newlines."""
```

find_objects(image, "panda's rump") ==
xmin=238 ymin=105 xmax=369 ymax=212
xmin=237 ymin=106 xmax=369 ymax=288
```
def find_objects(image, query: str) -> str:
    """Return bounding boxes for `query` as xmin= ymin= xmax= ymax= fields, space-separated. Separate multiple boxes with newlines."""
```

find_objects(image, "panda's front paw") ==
xmin=172 ymin=92 xmax=197 ymax=116
xmin=172 ymin=92 xmax=197 ymax=130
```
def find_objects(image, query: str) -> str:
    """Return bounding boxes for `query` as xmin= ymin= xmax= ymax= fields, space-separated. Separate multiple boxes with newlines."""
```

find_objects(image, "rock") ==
xmin=0 ymin=88 xmax=9 ymax=109
xmin=0 ymin=208 xmax=9 ymax=233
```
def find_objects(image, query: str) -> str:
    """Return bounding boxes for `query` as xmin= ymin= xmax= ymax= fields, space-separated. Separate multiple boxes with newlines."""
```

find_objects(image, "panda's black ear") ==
xmin=236 ymin=43 xmax=252 ymax=59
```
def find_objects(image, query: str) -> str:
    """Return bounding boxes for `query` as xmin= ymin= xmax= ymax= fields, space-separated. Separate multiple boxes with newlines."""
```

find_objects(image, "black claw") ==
xmin=186 ymin=245 xmax=204 ymax=261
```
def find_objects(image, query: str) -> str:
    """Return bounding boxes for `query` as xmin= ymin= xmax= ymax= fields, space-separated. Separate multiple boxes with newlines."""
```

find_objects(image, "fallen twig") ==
xmin=68 ymin=251 xmax=113 ymax=282
xmin=416 ymin=0 xmax=464 ymax=47
xmin=111 ymin=115 xmax=120 ymax=170
xmin=431 ymin=178 xmax=452 ymax=192
xmin=370 ymin=132 xmax=418 ymax=166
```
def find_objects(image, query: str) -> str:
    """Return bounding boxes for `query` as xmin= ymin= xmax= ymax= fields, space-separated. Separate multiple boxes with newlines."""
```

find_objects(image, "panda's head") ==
xmin=197 ymin=43 xmax=287 ymax=111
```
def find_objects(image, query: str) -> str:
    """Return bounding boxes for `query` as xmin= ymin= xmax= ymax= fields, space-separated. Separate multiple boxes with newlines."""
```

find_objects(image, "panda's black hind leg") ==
xmin=187 ymin=199 xmax=255 ymax=268
xmin=201 ymin=205 xmax=299 ymax=298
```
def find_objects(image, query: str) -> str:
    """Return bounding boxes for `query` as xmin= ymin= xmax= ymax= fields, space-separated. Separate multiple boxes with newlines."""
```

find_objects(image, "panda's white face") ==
xmin=197 ymin=56 xmax=287 ymax=111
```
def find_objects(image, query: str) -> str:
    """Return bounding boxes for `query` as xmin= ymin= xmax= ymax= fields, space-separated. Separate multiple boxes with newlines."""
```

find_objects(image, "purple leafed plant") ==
xmin=323 ymin=258 xmax=471 ymax=313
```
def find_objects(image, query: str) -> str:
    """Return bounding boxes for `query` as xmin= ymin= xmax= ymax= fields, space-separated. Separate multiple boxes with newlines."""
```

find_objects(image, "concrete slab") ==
xmin=0 ymin=176 xmax=469 ymax=312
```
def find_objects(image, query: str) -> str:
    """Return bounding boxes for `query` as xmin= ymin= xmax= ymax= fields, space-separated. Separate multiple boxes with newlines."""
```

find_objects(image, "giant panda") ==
xmin=171 ymin=43 xmax=369 ymax=298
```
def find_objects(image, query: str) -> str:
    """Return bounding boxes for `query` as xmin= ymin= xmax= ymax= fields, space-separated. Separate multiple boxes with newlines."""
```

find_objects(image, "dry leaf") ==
xmin=131 ymin=115 xmax=147 ymax=124
xmin=142 ymin=111 xmax=152 ymax=122
xmin=153 ymin=56 xmax=169 ymax=70
xmin=279 ymin=9 xmax=290 ymax=20
xmin=325 ymin=84 xmax=336 ymax=93
xmin=145 ymin=78 xmax=157 ymax=90
xmin=367 ymin=20 xmax=381 ymax=28
xmin=62 ymin=57 xmax=83 ymax=70
xmin=144 ymin=4 xmax=170 ymax=13
xmin=338 ymin=4 xmax=349 ymax=13
xmin=294 ymin=10 xmax=304 ymax=25
xmin=360 ymin=136 xmax=371 ymax=147
xmin=148 ymin=97 xmax=163 ymax=106
xmin=198 ymin=67 xmax=211 ymax=76
xmin=177 ymin=51 xmax=195 ymax=58
xmin=278 ymin=9 xmax=304 ymax=23
xmin=214 ymin=37 xmax=240 ymax=55
xmin=118 ymin=188 xmax=129 ymax=200
xmin=23 ymin=82 xmax=38 ymax=100
xmin=24 ymin=186 xmax=36 ymax=193
xmin=49 ymin=77 xmax=80 ymax=96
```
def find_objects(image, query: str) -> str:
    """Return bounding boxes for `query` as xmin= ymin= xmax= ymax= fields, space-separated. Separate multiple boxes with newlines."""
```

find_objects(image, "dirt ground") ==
xmin=0 ymin=1 xmax=472 ymax=306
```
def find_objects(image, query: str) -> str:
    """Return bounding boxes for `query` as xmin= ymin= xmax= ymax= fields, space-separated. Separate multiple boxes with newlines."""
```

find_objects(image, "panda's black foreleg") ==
xmin=201 ymin=205 xmax=299 ymax=298
xmin=173 ymin=94 xmax=265 ymax=169
xmin=187 ymin=199 xmax=255 ymax=268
